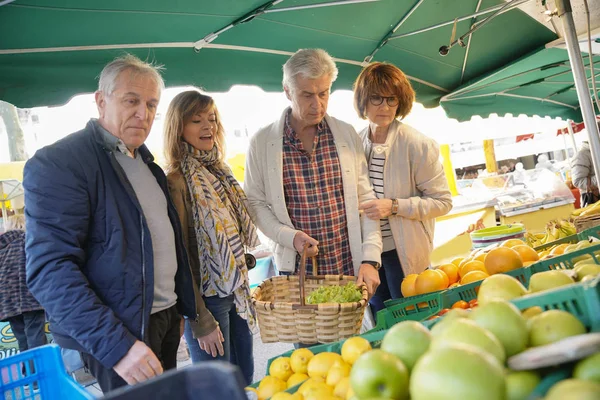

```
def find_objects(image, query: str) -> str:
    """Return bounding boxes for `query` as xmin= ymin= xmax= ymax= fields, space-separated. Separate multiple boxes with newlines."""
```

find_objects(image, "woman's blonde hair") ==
xmin=5 ymin=214 xmax=25 ymax=232
xmin=164 ymin=90 xmax=226 ymax=174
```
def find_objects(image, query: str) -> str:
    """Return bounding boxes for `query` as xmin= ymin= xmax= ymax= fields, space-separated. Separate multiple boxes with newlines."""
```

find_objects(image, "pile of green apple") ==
xmin=347 ymin=298 xmax=600 ymax=400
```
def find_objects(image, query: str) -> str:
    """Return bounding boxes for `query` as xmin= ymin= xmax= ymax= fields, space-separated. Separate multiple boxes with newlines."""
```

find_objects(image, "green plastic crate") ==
xmin=374 ymin=266 xmax=533 ymax=332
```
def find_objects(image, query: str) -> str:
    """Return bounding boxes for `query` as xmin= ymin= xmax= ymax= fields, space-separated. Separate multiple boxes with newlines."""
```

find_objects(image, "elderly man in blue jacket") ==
xmin=23 ymin=54 xmax=202 ymax=393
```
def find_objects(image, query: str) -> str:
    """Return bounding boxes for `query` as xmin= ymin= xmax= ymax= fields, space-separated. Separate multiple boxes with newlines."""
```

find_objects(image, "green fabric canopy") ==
xmin=440 ymin=46 xmax=600 ymax=121
xmin=1 ymin=0 xmax=557 ymax=110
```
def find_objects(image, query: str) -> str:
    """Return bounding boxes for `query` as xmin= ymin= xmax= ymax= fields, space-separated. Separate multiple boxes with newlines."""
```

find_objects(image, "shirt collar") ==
xmin=92 ymin=119 xmax=136 ymax=157
xmin=283 ymin=108 xmax=328 ymax=142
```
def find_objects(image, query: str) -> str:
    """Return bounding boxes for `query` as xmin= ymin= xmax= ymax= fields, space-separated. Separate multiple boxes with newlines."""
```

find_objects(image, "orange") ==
xmin=523 ymin=261 xmax=536 ymax=267
xmin=451 ymin=257 xmax=464 ymax=267
xmin=459 ymin=260 xmax=487 ymax=279
xmin=448 ymin=282 xmax=460 ymax=289
xmin=474 ymin=252 xmax=487 ymax=263
xmin=434 ymin=268 xmax=450 ymax=288
xmin=437 ymin=263 xmax=459 ymax=285
xmin=415 ymin=269 xmax=447 ymax=295
xmin=460 ymin=270 xmax=489 ymax=285
xmin=512 ymin=245 xmax=540 ymax=263
xmin=401 ymin=274 xmax=418 ymax=298
xmin=549 ymin=244 xmax=570 ymax=256
xmin=484 ymin=247 xmax=524 ymax=275
xmin=501 ymin=239 xmax=527 ymax=248
xmin=459 ymin=257 xmax=473 ymax=269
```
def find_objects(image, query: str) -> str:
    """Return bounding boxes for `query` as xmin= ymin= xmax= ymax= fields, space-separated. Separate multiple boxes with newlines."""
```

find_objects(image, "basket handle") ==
xmin=299 ymin=243 xmax=318 ymax=306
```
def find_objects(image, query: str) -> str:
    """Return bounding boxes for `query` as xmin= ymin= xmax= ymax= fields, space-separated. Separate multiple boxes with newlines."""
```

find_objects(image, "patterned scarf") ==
xmin=180 ymin=142 xmax=260 ymax=330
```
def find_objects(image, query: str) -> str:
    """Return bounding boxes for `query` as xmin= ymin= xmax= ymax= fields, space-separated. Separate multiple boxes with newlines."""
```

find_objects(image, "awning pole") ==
xmin=566 ymin=119 xmax=578 ymax=153
xmin=557 ymin=0 xmax=600 ymax=182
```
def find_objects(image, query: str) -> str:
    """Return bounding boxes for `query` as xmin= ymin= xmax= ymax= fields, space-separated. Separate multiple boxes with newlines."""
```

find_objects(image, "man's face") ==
xmin=285 ymin=74 xmax=332 ymax=126
xmin=95 ymin=70 xmax=160 ymax=150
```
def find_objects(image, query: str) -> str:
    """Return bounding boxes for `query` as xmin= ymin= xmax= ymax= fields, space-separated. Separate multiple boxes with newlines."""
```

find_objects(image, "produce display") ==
xmin=306 ymin=282 xmax=363 ymax=305
xmin=248 ymin=216 xmax=600 ymax=400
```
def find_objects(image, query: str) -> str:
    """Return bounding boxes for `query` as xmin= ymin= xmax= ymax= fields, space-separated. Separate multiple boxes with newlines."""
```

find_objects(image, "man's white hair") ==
xmin=98 ymin=54 xmax=165 ymax=95
xmin=5 ymin=214 xmax=25 ymax=232
xmin=282 ymin=49 xmax=339 ymax=92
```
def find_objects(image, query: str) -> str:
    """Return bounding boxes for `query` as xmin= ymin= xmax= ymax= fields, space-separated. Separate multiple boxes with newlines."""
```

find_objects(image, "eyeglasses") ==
xmin=369 ymin=95 xmax=399 ymax=107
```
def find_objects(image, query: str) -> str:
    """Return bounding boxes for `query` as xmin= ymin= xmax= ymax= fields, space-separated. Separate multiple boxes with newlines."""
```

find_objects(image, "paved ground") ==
xmin=84 ymin=334 xmax=293 ymax=397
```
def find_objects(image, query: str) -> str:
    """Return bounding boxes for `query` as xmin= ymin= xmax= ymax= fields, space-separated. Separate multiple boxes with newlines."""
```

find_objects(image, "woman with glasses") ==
xmin=353 ymin=62 xmax=453 ymax=317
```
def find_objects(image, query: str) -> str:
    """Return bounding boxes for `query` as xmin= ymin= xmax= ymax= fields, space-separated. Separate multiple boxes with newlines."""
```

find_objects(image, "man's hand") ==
xmin=359 ymin=199 xmax=393 ymax=220
xmin=180 ymin=318 xmax=185 ymax=337
xmin=198 ymin=326 xmax=225 ymax=358
xmin=113 ymin=341 xmax=163 ymax=385
xmin=357 ymin=263 xmax=381 ymax=299
xmin=293 ymin=231 xmax=319 ymax=257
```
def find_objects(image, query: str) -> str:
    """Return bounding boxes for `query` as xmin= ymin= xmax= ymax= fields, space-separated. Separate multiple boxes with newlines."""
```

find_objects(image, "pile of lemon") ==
xmin=246 ymin=337 xmax=372 ymax=400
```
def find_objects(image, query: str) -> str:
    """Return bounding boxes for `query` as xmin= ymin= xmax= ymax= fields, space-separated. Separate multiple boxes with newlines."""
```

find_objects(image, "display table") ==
xmin=499 ymin=200 xmax=575 ymax=232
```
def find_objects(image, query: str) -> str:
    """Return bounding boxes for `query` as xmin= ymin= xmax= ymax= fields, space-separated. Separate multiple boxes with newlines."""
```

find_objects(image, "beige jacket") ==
xmin=244 ymin=108 xmax=382 ymax=274
xmin=359 ymin=120 xmax=452 ymax=275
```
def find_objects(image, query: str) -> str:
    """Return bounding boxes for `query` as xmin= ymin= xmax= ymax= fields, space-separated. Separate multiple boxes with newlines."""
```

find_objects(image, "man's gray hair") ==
xmin=98 ymin=54 xmax=165 ymax=95
xmin=5 ymin=214 xmax=25 ymax=232
xmin=282 ymin=49 xmax=338 ymax=92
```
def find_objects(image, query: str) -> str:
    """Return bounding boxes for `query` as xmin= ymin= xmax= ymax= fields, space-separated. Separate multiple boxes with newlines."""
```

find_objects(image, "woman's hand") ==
xmin=198 ymin=326 xmax=225 ymax=357
xmin=360 ymin=199 xmax=393 ymax=220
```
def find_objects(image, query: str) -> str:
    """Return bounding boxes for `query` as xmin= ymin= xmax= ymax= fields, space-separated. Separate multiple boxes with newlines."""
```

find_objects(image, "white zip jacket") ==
xmin=359 ymin=120 xmax=453 ymax=275
xmin=244 ymin=108 xmax=382 ymax=274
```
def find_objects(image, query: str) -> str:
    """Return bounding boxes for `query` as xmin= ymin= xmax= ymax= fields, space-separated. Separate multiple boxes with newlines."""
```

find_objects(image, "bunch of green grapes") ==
xmin=306 ymin=282 xmax=363 ymax=304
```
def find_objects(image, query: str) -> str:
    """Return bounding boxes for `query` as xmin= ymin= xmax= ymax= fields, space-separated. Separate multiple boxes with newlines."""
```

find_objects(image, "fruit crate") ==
xmin=533 ymin=225 xmax=600 ymax=252
xmin=0 ymin=344 xmax=93 ymax=400
xmin=374 ymin=266 xmax=533 ymax=332
xmin=530 ymin=242 xmax=600 ymax=275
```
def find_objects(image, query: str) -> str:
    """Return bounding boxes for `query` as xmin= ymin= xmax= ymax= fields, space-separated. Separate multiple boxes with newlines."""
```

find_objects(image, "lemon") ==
xmin=270 ymin=357 xmax=294 ymax=381
xmin=257 ymin=376 xmax=287 ymax=400
xmin=333 ymin=376 xmax=351 ymax=398
xmin=341 ymin=337 xmax=372 ymax=365
xmin=345 ymin=386 xmax=355 ymax=400
xmin=302 ymin=382 xmax=334 ymax=400
xmin=287 ymin=372 xmax=309 ymax=388
xmin=297 ymin=377 xmax=326 ymax=396
xmin=290 ymin=348 xmax=314 ymax=374
xmin=307 ymin=352 xmax=343 ymax=379
xmin=271 ymin=393 xmax=294 ymax=400
xmin=326 ymin=360 xmax=351 ymax=387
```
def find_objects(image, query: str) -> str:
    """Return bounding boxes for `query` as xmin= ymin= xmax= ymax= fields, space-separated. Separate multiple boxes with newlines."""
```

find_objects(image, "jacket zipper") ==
xmin=140 ymin=214 xmax=146 ymax=339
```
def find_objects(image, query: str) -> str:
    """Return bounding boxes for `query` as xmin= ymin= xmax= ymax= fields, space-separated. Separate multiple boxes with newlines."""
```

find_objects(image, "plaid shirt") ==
xmin=282 ymin=111 xmax=353 ymax=275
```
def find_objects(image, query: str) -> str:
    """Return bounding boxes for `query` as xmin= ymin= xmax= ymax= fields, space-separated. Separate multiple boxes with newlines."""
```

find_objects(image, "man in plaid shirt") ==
xmin=245 ymin=49 xmax=382 ymax=297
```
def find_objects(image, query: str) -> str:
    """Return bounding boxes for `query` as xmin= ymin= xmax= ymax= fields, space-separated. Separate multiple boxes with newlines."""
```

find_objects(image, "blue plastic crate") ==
xmin=0 ymin=344 xmax=92 ymax=399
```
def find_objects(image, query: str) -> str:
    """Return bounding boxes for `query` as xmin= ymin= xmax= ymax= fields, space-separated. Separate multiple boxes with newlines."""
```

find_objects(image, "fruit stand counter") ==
xmin=431 ymin=200 xmax=497 ymax=266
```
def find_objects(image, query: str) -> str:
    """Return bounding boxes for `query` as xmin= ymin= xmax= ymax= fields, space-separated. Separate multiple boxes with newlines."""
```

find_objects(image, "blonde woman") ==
xmin=164 ymin=90 xmax=258 ymax=385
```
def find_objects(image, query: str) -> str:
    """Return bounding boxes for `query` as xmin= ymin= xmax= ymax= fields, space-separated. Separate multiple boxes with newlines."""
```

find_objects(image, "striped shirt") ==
xmin=282 ymin=110 xmax=353 ymax=275
xmin=368 ymin=146 xmax=396 ymax=252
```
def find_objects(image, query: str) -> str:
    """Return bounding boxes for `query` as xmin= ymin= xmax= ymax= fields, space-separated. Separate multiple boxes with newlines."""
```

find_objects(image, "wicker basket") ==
xmin=574 ymin=214 xmax=600 ymax=233
xmin=251 ymin=248 xmax=368 ymax=344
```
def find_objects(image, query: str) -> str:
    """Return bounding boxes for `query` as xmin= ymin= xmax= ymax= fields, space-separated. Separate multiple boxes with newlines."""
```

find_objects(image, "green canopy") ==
xmin=0 ymin=0 xmax=557 ymax=109
xmin=440 ymin=46 xmax=600 ymax=121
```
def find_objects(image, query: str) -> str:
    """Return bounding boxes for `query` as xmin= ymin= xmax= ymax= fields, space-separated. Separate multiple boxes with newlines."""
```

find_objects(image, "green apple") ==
xmin=430 ymin=308 xmax=469 ymax=337
xmin=469 ymin=300 xmax=528 ymax=357
xmin=478 ymin=274 xmax=528 ymax=306
xmin=410 ymin=343 xmax=505 ymax=400
xmin=528 ymin=270 xmax=574 ymax=293
xmin=381 ymin=321 xmax=431 ymax=372
xmin=574 ymin=353 xmax=600 ymax=383
xmin=529 ymin=310 xmax=586 ymax=347
xmin=350 ymin=350 xmax=409 ymax=400
xmin=431 ymin=319 xmax=505 ymax=364
xmin=573 ymin=263 xmax=600 ymax=281
xmin=545 ymin=379 xmax=600 ymax=400
xmin=506 ymin=370 xmax=541 ymax=400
